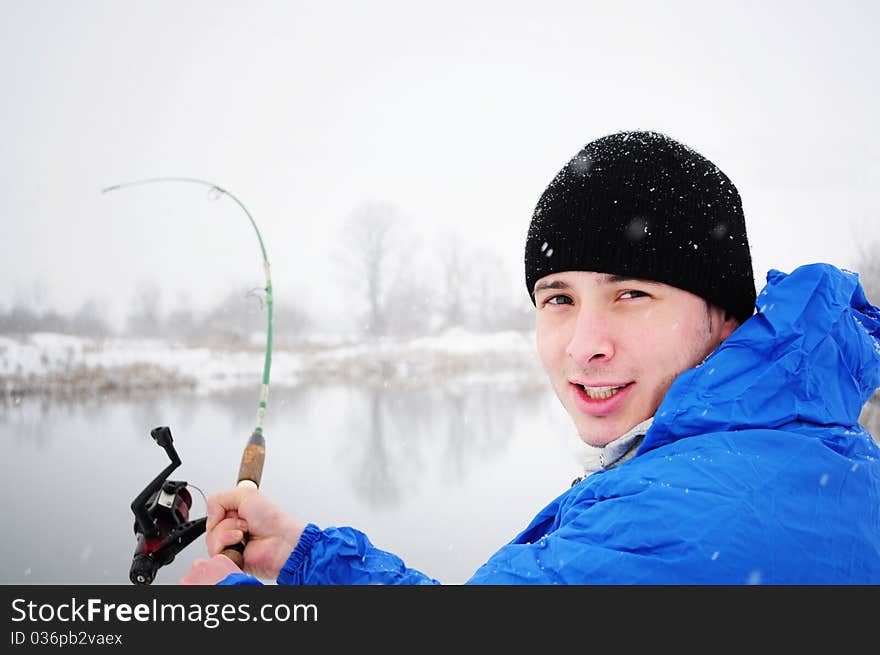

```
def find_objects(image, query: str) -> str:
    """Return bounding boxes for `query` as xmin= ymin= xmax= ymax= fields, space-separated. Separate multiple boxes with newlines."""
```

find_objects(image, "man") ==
xmin=182 ymin=131 xmax=880 ymax=585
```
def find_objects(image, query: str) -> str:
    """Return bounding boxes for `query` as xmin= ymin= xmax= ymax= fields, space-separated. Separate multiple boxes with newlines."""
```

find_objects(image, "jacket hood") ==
xmin=640 ymin=263 xmax=880 ymax=455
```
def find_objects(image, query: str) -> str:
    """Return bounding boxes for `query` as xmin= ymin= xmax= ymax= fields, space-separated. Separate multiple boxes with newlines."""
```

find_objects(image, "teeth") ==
xmin=582 ymin=384 xmax=625 ymax=399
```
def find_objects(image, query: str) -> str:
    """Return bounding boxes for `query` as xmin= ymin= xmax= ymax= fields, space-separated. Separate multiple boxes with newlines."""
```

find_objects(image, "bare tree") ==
xmin=434 ymin=234 xmax=534 ymax=333
xmin=436 ymin=232 xmax=471 ymax=330
xmin=124 ymin=280 xmax=163 ymax=337
xmin=165 ymin=291 xmax=198 ymax=343
xmin=383 ymin=263 xmax=437 ymax=337
xmin=69 ymin=298 xmax=112 ymax=337
xmin=197 ymin=286 xmax=268 ymax=345
xmin=338 ymin=202 xmax=400 ymax=338
xmin=271 ymin=300 xmax=312 ymax=347
xmin=461 ymin=250 xmax=533 ymax=333
xmin=0 ymin=304 xmax=40 ymax=334
xmin=13 ymin=276 xmax=54 ymax=318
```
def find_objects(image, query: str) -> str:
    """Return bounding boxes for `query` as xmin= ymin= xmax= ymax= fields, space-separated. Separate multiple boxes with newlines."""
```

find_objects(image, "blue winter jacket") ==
xmin=221 ymin=263 xmax=880 ymax=585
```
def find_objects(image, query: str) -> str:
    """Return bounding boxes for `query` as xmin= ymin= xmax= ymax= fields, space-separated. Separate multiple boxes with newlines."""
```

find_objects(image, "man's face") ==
xmin=534 ymin=271 xmax=738 ymax=447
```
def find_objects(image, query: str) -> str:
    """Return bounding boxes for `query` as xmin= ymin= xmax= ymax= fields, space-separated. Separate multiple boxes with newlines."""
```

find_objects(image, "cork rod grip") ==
xmin=221 ymin=432 xmax=266 ymax=568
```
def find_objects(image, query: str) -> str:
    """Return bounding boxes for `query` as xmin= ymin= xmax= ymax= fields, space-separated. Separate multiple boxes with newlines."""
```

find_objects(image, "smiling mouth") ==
xmin=578 ymin=382 xmax=632 ymax=400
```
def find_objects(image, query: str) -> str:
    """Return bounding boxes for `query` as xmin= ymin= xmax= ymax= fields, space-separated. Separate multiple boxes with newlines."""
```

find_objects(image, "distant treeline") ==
xmin=2 ymin=201 xmax=541 ymax=344
xmin=0 ymin=283 xmax=533 ymax=345
xmin=0 ymin=304 xmax=113 ymax=339
xmin=16 ymin=202 xmax=876 ymax=345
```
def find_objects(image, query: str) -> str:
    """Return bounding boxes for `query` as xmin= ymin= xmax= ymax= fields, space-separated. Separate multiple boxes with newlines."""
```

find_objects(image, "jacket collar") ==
xmin=570 ymin=417 xmax=654 ymax=480
xmin=639 ymin=264 xmax=880 ymax=456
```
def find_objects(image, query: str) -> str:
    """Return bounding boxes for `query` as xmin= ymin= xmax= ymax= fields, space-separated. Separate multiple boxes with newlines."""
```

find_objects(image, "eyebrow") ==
xmin=532 ymin=274 xmax=660 ymax=296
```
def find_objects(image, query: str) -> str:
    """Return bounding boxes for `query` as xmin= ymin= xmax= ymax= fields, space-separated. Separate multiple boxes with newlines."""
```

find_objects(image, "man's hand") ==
xmin=180 ymin=554 xmax=243 ymax=585
xmin=180 ymin=487 xmax=306 ymax=584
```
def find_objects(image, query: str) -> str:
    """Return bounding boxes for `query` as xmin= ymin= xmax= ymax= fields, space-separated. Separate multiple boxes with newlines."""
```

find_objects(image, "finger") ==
xmin=180 ymin=559 xmax=208 ymax=585
xmin=206 ymin=497 xmax=235 ymax=532
xmin=206 ymin=487 xmax=257 ymax=531
xmin=209 ymin=516 xmax=249 ymax=535
xmin=207 ymin=529 xmax=246 ymax=557
xmin=211 ymin=553 xmax=243 ymax=576
xmin=206 ymin=514 xmax=248 ymax=557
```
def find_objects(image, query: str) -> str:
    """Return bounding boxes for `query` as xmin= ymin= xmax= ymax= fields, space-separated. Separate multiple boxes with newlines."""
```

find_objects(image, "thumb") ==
xmin=205 ymin=486 xmax=258 ymax=532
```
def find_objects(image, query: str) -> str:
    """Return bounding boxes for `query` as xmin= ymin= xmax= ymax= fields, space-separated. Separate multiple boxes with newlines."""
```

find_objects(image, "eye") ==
xmin=543 ymin=294 xmax=573 ymax=306
xmin=619 ymin=289 xmax=649 ymax=300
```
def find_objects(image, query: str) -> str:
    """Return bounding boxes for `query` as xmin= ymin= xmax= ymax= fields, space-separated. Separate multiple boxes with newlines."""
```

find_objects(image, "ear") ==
xmin=718 ymin=311 xmax=740 ymax=341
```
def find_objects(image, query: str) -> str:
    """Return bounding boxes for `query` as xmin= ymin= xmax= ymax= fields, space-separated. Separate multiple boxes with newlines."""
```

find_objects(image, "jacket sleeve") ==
xmin=218 ymin=523 xmax=441 ymax=586
xmin=464 ymin=507 xmax=688 ymax=584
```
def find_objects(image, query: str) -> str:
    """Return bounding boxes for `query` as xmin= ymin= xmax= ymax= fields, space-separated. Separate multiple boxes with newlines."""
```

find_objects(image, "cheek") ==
xmin=627 ymin=320 xmax=691 ymax=375
xmin=535 ymin=333 xmax=556 ymax=370
xmin=646 ymin=315 xmax=687 ymax=347
xmin=535 ymin=322 xmax=566 ymax=371
xmin=648 ymin=319 xmax=715 ymax=381
xmin=620 ymin=318 xmax=669 ymax=354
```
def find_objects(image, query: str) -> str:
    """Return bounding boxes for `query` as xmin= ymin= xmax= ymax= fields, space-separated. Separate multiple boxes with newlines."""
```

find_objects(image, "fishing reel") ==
xmin=130 ymin=426 xmax=206 ymax=585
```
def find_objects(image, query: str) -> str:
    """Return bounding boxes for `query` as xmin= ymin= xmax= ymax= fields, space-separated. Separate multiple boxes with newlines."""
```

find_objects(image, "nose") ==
xmin=565 ymin=307 xmax=615 ymax=366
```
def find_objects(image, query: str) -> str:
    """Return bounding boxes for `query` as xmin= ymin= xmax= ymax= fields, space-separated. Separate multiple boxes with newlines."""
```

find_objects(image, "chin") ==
xmin=576 ymin=430 xmax=619 ymax=448
xmin=574 ymin=414 xmax=638 ymax=447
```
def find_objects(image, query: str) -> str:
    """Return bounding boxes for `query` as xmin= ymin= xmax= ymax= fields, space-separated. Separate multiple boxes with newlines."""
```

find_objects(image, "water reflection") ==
xmin=337 ymin=385 xmax=529 ymax=508
xmin=0 ymin=380 xmax=574 ymax=585
xmin=2 ymin=385 xmax=879 ymax=585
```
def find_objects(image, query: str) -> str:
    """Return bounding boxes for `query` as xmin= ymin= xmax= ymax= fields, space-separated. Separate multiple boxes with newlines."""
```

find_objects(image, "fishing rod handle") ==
xmin=221 ymin=432 xmax=266 ymax=568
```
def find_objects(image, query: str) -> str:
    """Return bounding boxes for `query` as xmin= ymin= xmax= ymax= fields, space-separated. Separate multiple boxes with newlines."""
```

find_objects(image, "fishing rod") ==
xmin=103 ymin=177 xmax=272 ymax=582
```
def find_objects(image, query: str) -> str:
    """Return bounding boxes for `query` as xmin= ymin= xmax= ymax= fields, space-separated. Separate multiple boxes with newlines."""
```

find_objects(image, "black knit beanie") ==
xmin=524 ymin=131 xmax=756 ymax=324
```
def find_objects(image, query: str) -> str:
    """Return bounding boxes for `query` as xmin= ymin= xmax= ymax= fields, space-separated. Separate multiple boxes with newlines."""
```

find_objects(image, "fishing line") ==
xmin=189 ymin=482 xmax=209 ymax=515
xmin=102 ymin=177 xmax=274 ymax=436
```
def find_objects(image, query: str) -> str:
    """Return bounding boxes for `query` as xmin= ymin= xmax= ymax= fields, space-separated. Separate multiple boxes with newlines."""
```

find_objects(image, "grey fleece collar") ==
xmin=568 ymin=417 xmax=654 ymax=485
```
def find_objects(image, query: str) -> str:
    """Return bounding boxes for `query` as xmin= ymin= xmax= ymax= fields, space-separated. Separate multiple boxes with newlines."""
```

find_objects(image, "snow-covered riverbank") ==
xmin=4 ymin=330 xmax=879 ymax=438
xmin=0 ymin=329 xmax=546 ymax=398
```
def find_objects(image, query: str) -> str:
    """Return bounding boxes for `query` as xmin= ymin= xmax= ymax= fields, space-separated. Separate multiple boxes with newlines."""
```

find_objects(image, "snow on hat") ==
xmin=524 ymin=130 xmax=756 ymax=324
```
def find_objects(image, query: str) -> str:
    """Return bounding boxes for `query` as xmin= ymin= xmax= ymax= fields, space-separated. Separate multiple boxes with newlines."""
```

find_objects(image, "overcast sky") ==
xmin=3 ymin=0 xmax=879 ymax=329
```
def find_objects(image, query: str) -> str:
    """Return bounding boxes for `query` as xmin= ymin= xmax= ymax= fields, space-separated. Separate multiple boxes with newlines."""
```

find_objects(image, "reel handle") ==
xmin=220 ymin=431 xmax=265 ymax=568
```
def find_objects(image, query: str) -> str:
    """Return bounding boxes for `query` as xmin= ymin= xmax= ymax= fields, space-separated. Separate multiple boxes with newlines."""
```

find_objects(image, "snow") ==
xmin=0 ymin=329 xmax=544 ymax=397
